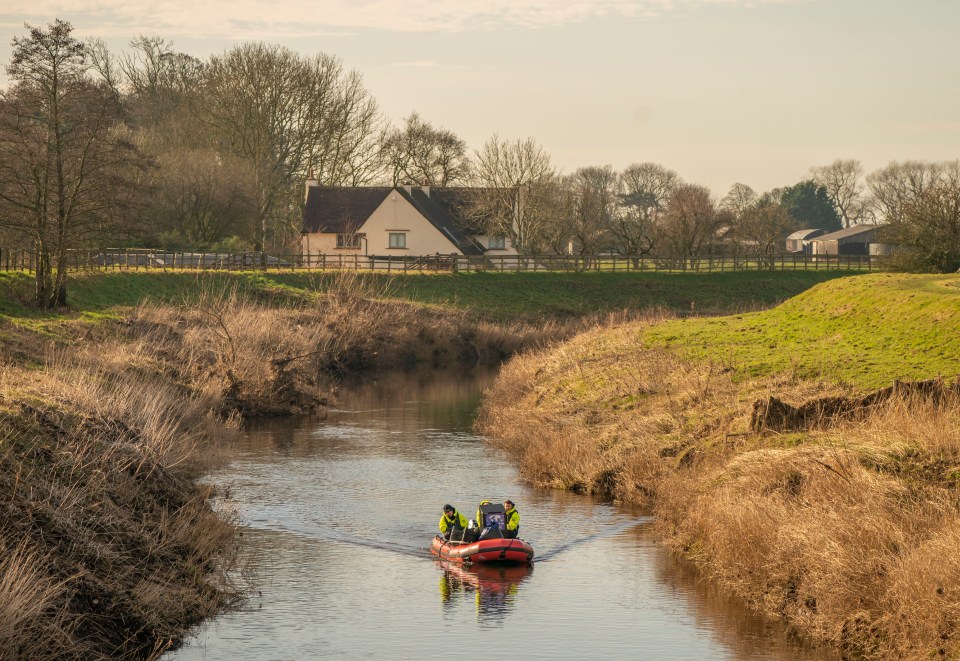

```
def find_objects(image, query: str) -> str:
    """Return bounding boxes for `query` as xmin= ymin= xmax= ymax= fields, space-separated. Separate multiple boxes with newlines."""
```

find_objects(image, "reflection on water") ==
xmin=170 ymin=369 xmax=837 ymax=661
xmin=438 ymin=560 xmax=533 ymax=623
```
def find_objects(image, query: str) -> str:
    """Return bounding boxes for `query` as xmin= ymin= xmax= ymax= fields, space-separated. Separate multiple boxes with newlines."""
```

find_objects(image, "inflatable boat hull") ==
xmin=430 ymin=535 xmax=534 ymax=564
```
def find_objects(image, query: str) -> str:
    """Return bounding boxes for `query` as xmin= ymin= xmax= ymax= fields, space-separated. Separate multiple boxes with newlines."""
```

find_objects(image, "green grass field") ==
xmin=0 ymin=269 xmax=860 ymax=324
xmin=643 ymin=272 xmax=960 ymax=388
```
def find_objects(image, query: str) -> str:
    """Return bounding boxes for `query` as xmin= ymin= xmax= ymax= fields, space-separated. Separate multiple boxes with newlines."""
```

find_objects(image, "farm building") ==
xmin=785 ymin=228 xmax=828 ymax=253
xmin=809 ymin=224 xmax=886 ymax=256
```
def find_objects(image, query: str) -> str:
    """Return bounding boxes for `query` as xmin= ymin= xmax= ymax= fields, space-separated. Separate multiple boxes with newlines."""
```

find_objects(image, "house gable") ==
xmin=354 ymin=190 xmax=465 ymax=255
xmin=397 ymin=188 xmax=486 ymax=256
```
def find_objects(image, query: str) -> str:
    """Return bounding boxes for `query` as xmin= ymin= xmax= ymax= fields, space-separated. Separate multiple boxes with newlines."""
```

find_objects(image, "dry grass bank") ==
xmin=478 ymin=320 xmax=960 ymax=659
xmin=0 ymin=271 xmax=590 ymax=658
xmin=0 ymin=356 xmax=241 ymax=659
xmin=117 ymin=273 xmax=578 ymax=417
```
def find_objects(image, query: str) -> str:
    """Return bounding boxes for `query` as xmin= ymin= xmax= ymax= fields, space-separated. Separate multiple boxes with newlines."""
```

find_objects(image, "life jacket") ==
xmin=442 ymin=511 xmax=465 ymax=531
xmin=505 ymin=507 xmax=519 ymax=532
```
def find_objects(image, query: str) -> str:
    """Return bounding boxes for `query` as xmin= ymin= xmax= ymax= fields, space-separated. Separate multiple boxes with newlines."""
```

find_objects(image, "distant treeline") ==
xmin=1 ymin=20 xmax=958 ymax=307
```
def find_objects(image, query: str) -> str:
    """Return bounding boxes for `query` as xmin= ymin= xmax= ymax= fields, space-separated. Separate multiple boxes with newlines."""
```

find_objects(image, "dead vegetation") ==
xmin=0 ymin=359 xmax=241 ymax=659
xmin=114 ymin=272 xmax=601 ymax=418
xmin=751 ymin=377 xmax=960 ymax=432
xmin=0 ymin=270 xmax=596 ymax=658
xmin=479 ymin=320 xmax=960 ymax=660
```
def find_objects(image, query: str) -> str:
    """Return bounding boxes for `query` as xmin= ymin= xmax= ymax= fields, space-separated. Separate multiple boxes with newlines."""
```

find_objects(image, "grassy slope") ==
xmin=0 ymin=269 xmax=858 ymax=324
xmin=478 ymin=273 xmax=960 ymax=660
xmin=643 ymin=273 xmax=960 ymax=389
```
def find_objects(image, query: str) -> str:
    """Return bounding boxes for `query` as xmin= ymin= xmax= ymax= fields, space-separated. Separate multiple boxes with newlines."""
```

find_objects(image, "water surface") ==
xmin=171 ymin=370 xmax=835 ymax=661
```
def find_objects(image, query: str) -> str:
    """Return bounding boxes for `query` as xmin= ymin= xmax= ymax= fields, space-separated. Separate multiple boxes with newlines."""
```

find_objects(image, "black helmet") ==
xmin=443 ymin=504 xmax=454 ymax=513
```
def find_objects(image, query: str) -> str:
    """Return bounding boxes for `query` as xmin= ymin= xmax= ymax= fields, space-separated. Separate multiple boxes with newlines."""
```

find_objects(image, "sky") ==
xmin=0 ymin=0 xmax=958 ymax=196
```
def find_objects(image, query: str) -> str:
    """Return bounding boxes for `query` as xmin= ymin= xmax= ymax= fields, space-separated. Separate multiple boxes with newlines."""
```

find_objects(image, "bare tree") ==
xmin=309 ymin=69 xmax=385 ymax=187
xmin=720 ymin=183 xmax=757 ymax=220
xmin=866 ymin=160 xmax=940 ymax=224
xmin=882 ymin=161 xmax=960 ymax=272
xmin=86 ymin=37 xmax=123 ymax=94
xmin=0 ymin=20 xmax=143 ymax=307
xmin=142 ymin=149 xmax=257 ymax=247
xmin=811 ymin=158 xmax=867 ymax=228
xmin=736 ymin=195 xmax=794 ymax=265
xmin=540 ymin=183 xmax=577 ymax=256
xmin=611 ymin=162 xmax=681 ymax=257
xmin=659 ymin=183 xmax=723 ymax=258
xmin=381 ymin=112 xmax=470 ymax=187
xmin=465 ymin=135 xmax=557 ymax=252
xmin=621 ymin=162 xmax=680 ymax=210
xmin=203 ymin=44 xmax=382 ymax=251
xmin=562 ymin=166 xmax=618 ymax=256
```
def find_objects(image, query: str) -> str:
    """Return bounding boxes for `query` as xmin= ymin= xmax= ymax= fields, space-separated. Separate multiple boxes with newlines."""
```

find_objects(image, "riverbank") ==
xmin=0 ymin=272 xmax=563 ymax=657
xmin=0 ymin=268 xmax=860 ymax=657
xmin=478 ymin=273 xmax=960 ymax=660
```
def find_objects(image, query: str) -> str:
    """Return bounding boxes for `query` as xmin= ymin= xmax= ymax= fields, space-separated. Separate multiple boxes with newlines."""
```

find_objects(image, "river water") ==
xmin=170 ymin=370 xmax=836 ymax=661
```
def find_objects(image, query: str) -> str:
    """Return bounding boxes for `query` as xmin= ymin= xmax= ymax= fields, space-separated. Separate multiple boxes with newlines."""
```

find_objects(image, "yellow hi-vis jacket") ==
xmin=505 ymin=507 xmax=520 ymax=532
xmin=476 ymin=500 xmax=492 ymax=527
xmin=439 ymin=510 xmax=468 ymax=534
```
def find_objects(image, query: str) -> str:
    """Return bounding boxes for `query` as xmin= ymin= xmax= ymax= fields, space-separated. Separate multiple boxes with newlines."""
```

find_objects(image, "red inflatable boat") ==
xmin=431 ymin=534 xmax=534 ymax=565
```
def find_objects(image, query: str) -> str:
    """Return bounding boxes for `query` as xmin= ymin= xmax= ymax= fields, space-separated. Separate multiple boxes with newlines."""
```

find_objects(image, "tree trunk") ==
xmin=34 ymin=246 xmax=54 ymax=309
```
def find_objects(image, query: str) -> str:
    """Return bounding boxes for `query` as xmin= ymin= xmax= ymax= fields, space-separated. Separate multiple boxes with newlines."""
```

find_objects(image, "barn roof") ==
xmin=814 ymin=224 xmax=883 ymax=241
xmin=786 ymin=228 xmax=827 ymax=241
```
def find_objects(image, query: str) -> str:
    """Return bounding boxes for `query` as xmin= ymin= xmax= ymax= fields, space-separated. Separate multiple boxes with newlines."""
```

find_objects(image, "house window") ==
xmin=488 ymin=235 xmax=506 ymax=250
xmin=336 ymin=233 xmax=362 ymax=249
xmin=389 ymin=232 xmax=407 ymax=249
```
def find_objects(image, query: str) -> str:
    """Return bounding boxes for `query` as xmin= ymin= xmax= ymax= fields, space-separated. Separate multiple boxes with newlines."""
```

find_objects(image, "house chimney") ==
xmin=305 ymin=169 xmax=318 ymax=202
xmin=421 ymin=184 xmax=430 ymax=197
xmin=401 ymin=180 xmax=413 ymax=195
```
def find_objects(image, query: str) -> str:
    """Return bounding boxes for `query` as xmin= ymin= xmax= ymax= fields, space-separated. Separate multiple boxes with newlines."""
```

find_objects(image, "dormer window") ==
xmin=488 ymin=235 xmax=506 ymax=250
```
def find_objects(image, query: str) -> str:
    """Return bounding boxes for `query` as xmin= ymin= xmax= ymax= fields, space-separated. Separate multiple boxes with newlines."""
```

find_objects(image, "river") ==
xmin=170 ymin=370 xmax=836 ymax=661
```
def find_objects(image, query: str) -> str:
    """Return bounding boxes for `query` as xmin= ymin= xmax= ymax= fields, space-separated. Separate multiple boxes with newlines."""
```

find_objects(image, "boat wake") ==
xmin=231 ymin=504 xmax=651 ymax=562
xmin=238 ymin=515 xmax=428 ymax=558
xmin=534 ymin=517 xmax=652 ymax=562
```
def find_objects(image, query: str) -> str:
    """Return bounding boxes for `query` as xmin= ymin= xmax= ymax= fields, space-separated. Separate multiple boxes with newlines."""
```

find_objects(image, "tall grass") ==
xmin=0 ymin=347 xmax=242 ymax=658
xmin=661 ymin=397 xmax=960 ymax=658
xmin=0 ymin=537 xmax=71 ymax=659
xmin=0 ymin=268 xmax=595 ymax=657
xmin=120 ymin=272 xmax=582 ymax=418
xmin=480 ymin=317 xmax=960 ymax=659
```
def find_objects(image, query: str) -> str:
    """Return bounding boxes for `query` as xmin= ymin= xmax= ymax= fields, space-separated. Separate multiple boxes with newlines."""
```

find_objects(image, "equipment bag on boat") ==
xmin=478 ymin=501 xmax=507 ymax=540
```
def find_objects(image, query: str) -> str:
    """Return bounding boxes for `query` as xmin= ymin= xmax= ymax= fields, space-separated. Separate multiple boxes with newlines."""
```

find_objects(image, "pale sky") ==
xmin=1 ymin=0 xmax=957 ymax=196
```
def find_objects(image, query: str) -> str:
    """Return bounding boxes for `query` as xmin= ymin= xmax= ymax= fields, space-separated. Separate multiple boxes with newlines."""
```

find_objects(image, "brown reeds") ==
xmin=0 ymin=270 xmax=595 ymax=657
xmin=121 ymin=274 xmax=580 ymax=418
xmin=0 ymin=356 xmax=242 ymax=659
xmin=479 ymin=318 xmax=960 ymax=660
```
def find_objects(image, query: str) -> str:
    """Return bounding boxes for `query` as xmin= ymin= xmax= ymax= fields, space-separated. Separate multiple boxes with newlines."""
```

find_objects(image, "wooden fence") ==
xmin=0 ymin=248 xmax=880 ymax=274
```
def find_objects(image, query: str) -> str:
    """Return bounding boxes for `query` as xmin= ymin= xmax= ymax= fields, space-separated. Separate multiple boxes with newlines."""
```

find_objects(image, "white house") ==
xmin=300 ymin=179 xmax=517 ymax=261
